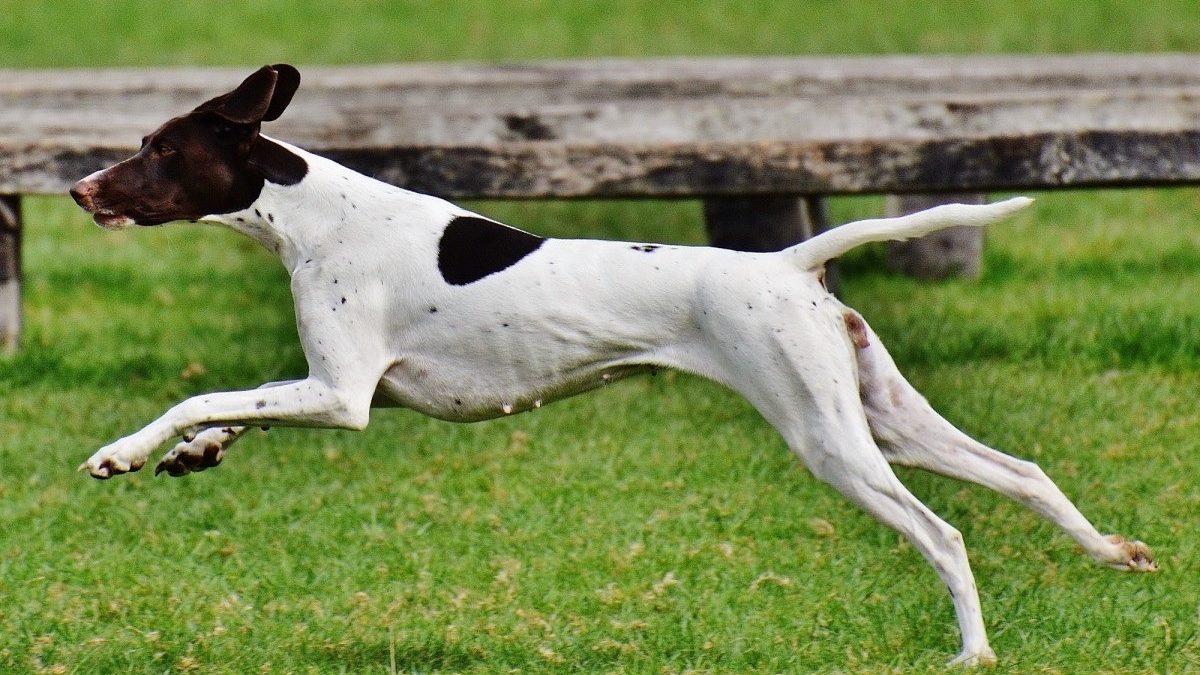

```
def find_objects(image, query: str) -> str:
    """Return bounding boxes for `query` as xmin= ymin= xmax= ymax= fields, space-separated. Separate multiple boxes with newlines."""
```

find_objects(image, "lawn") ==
xmin=4 ymin=2 xmax=1200 ymax=673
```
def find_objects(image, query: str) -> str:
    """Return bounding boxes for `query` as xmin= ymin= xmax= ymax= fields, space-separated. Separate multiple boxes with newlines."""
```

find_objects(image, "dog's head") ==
xmin=70 ymin=64 xmax=308 ymax=229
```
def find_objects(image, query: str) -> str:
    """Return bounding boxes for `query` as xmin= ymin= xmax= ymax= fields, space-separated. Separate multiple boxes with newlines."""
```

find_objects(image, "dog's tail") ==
xmin=788 ymin=196 xmax=1033 ymax=271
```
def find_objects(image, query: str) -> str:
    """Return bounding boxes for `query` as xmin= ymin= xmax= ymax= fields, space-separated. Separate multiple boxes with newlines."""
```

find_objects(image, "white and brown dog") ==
xmin=70 ymin=64 xmax=1155 ymax=666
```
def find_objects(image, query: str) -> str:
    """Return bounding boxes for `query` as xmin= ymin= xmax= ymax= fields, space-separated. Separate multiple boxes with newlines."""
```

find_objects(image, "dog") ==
xmin=70 ymin=64 xmax=1156 ymax=666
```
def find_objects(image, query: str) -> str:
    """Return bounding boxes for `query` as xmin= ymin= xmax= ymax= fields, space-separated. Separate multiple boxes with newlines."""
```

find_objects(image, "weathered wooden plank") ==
xmin=9 ymin=88 xmax=1200 ymax=148
xmin=6 ymin=55 xmax=1200 ymax=198
xmin=7 ymin=54 xmax=1200 ymax=107
xmin=7 ymin=130 xmax=1200 ymax=199
xmin=7 ymin=56 xmax=1200 ymax=148
xmin=325 ymin=131 xmax=1200 ymax=197
xmin=4 ymin=56 xmax=1200 ymax=148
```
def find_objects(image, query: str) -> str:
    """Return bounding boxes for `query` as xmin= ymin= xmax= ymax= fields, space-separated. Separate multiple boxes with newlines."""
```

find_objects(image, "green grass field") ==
xmin=5 ymin=2 xmax=1200 ymax=673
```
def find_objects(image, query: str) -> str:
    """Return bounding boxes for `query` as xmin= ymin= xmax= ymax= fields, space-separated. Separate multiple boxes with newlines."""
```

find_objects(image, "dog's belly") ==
xmin=375 ymin=357 xmax=651 ymax=422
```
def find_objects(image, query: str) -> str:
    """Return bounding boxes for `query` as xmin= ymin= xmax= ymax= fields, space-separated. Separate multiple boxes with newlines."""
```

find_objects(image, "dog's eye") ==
xmin=153 ymin=143 xmax=176 ymax=158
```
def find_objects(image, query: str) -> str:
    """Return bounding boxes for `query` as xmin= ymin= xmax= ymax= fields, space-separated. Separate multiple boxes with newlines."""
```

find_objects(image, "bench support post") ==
xmin=702 ymin=195 xmax=838 ymax=291
xmin=0 ymin=195 xmax=21 ymax=354
xmin=885 ymin=193 xmax=985 ymax=279
xmin=703 ymin=195 xmax=816 ymax=252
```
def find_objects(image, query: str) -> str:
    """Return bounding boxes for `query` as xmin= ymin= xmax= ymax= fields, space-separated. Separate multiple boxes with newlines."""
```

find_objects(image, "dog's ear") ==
xmin=248 ymin=137 xmax=309 ymax=186
xmin=262 ymin=64 xmax=300 ymax=121
xmin=196 ymin=64 xmax=301 ymax=125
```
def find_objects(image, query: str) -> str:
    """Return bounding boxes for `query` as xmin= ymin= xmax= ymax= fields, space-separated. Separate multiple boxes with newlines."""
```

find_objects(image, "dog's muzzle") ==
xmin=70 ymin=177 xmax=136 ymax=230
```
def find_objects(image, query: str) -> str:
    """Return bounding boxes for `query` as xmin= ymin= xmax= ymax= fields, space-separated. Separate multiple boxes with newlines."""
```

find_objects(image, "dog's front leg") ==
xmin=81 ymin=377 xmax=372 ymax=479
xmin=152 ymin=380 xmax=302 ymax=477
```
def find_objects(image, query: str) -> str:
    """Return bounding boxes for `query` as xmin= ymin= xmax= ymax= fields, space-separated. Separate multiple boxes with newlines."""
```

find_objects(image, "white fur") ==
xmin=80 ymin=139 xmax=1153 ymax=666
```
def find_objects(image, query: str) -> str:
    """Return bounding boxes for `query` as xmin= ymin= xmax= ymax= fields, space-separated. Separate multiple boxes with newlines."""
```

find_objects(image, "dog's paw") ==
xmin=79 ymin=441 xmax=148 ymax=479
xmin=155 ymin=426 xmax=241 ymax=477
xmin=947 ymin=646 xmax=997 ymax=668
xmin=1103 ymin=534 xmax=1158 ymax=572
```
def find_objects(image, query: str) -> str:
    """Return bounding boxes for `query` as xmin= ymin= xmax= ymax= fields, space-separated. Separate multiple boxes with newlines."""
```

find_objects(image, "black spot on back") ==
xmin=438 ymin=216 xmax=545 ymax=285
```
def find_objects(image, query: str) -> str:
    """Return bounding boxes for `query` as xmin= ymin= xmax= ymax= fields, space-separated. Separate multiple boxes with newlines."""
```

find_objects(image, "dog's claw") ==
xmin=79 ymin=461 xmax=113 ymax=479
xmin=81 ymin=456 xmax=127 ymax=480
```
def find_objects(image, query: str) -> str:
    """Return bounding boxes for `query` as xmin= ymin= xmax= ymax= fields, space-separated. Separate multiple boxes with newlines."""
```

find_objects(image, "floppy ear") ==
xmin=195 ymin=64 xmax=301 ymax=125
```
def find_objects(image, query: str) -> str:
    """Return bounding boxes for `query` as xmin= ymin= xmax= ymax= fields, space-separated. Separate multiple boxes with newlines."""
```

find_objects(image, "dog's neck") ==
xmin=203 ymin=138 xmax=400 ymax=273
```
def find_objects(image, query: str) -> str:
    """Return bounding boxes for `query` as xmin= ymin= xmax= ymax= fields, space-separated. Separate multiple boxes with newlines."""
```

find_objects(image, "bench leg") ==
xmin=884 ymin=193 xmax=985 ymax=279
xmin=703 ymin=195 xmax=816 ymax=252
xmin=702 ymin=195 xmax=838 ymax=292
xmin=0 ymin=195 xmax=20 ymax=354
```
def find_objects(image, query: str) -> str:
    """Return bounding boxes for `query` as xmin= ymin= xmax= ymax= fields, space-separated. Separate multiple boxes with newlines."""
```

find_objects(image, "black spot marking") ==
xmin=341 ymin=297 xmax=347 ymax=304
xmin=438 ymin=216 xmax=545 ymax=285
xmin=630 ymin=244 xmax=662 ymax=253
xmin=428 ymin=306 xmax=438 ymax=314
xmin=255 ymin=400 xmax=267 ymax=409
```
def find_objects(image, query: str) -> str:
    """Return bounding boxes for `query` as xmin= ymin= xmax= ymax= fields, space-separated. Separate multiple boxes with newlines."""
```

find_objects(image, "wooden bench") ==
xmin=4 ymin=53 xmax=1200 ymax=352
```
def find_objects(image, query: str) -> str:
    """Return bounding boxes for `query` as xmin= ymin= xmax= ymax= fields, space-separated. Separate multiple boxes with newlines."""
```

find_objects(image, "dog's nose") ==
xmin=69 ymin=179 xmax=95 ymax=208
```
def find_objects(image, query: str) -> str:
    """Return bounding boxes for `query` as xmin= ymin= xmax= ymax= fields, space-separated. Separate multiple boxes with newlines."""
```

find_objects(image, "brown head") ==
xmin=70 ymin=64 xmax=308 ymax=228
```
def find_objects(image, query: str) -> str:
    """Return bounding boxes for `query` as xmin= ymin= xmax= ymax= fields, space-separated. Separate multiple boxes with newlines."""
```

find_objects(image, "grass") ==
xmin=6 ymin=0 xmax=1200 ymax=67
xmin=5 ymin=1 xmax=1200 ymax=673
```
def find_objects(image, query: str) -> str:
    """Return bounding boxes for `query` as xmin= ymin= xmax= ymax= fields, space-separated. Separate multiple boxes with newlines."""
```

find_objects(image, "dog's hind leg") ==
xmin=725 ymin=339 xmax=996 ymax=665
xmin=799 ymin=425 xmax=997 ymax=666
xmin=850 ymin=313 xmax=1156 ymax=572
xmin=156 ymin=425 xmax=245 ymax=476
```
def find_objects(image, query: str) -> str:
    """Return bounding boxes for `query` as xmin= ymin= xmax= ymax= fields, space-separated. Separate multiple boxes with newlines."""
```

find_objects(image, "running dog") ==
xmin=70 ymin=64 xmax=1156 ymax=665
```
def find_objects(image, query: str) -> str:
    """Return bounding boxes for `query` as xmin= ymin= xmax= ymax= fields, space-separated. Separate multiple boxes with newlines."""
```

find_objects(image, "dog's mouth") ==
xmin=71 ymin=190 xmax=137 ymax=229
xmin=90 ymin=210 xmax=137 ymax=230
